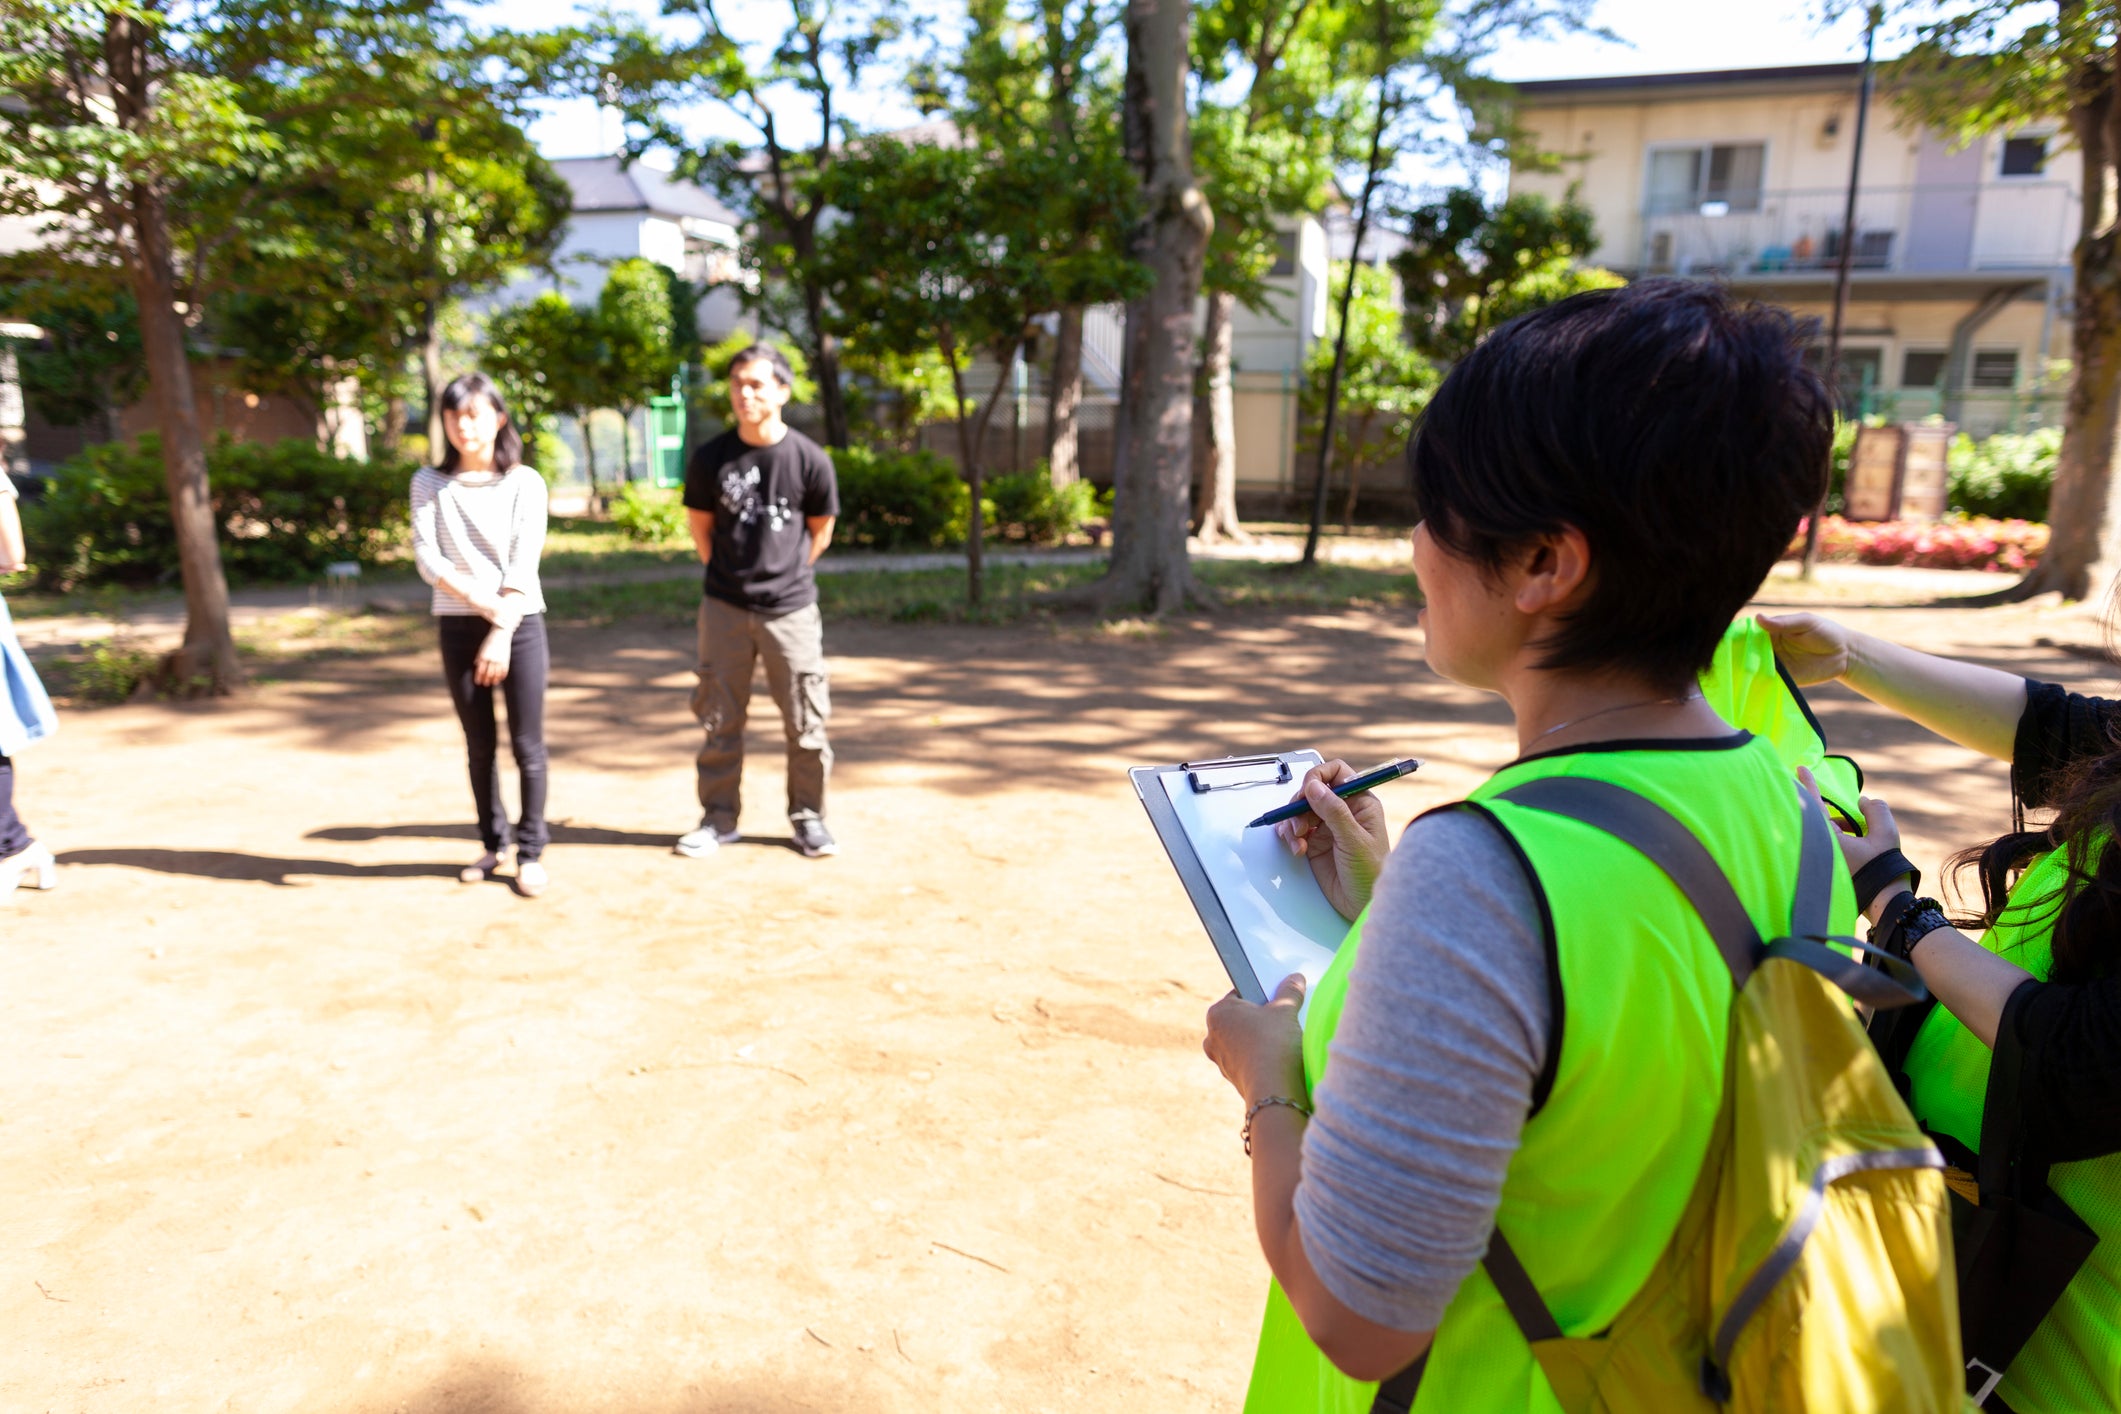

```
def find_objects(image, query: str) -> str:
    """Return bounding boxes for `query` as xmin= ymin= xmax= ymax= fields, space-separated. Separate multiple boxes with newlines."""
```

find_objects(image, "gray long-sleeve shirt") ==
xmin=1291 ymin=806 xmax=1552 ymax=1333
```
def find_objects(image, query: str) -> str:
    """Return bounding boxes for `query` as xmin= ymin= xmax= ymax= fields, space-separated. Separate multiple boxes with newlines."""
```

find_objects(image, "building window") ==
xmin=1269 ymin=230 xmax=1298 ymax=278
xmin=2000 ymin=136 xmax=2047 ymax=178
xmin=1971 ymin=350 xmax=2020 ymax=388
xmin=1645 ymin=143 xmax=1766 ymax=214
xmin=1901 ymin=350 xmax=1948 ymax=388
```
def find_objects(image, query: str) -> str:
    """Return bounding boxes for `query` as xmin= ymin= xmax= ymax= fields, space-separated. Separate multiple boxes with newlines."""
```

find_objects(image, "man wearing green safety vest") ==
xmin=1201 ymin=282 xmax=1931 ymax=1411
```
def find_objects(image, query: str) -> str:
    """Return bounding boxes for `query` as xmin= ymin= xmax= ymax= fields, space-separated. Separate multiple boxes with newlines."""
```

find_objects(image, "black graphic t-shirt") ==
xmin=682 ymin=427 xmax=839 ymax=614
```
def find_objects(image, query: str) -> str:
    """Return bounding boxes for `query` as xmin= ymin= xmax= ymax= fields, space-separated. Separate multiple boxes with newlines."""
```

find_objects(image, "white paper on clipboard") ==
xmin=1158 ymin=753 xmax=1350 ymax=1019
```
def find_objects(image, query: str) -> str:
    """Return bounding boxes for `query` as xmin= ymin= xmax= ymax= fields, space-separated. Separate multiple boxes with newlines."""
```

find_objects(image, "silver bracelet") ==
xmin=1242 ymin=1094 xmax=1312 ymax=1156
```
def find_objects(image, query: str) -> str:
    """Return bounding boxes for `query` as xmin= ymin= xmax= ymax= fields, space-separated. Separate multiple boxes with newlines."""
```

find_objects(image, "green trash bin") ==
xmin=649 ymin=393 xmax=686 ymax=489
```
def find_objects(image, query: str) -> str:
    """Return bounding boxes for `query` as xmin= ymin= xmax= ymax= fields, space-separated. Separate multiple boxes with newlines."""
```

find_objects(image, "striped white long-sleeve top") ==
xmin=409 ymin=466 xmax=549 ymax=617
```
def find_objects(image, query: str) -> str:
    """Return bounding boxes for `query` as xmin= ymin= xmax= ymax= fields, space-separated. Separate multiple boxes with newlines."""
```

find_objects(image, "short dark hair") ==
xmin=436 ymin=371 xmax=522 ymax=474
xmin=1407 ymin=279 xmax=1832 ymax=694
xmin=726 ymin=343 xmax=794 ymax=389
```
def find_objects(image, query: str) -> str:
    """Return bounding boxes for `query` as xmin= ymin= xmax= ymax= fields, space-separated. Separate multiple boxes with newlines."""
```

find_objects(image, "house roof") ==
xmin=551 ymin=156 xmax=740 ymax=225
xmin=1511 ymin=63 xmax=1865 ymax=101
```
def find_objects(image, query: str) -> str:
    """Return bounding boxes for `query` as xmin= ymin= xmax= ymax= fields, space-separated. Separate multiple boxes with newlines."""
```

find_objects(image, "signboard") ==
xmin=1842 ymin=423 xmax=1958 ymax=522
xmin=1897 ymin=424 xmax=1954 ymax=522
xmin=1844 ymin=425 xmax=1905 ymax=522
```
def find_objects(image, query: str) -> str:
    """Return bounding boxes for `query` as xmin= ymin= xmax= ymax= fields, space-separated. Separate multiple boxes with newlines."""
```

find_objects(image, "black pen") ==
xmin=1246 ymin=758 xmax=1423 ymax=829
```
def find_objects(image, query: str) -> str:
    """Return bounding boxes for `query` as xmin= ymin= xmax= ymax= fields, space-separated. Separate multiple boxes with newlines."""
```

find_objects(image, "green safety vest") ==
xmin=1699 ymin=617 xmax=1865 ymax=828
xmin=1243 ymin=734 xmax=1858 ymax=1412
xmin=1901 ymin=843 xmax=2121 ymax=1413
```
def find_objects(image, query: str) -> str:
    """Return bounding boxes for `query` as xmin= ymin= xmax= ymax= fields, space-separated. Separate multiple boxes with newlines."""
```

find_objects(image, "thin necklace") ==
xmin=1533 ymin=692 xmax=1705 ymax=743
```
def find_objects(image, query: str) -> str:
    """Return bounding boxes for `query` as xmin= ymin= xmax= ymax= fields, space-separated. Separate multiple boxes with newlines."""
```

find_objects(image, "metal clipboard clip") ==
xmin=1182 ymin=754 xmax=1292 ymax=794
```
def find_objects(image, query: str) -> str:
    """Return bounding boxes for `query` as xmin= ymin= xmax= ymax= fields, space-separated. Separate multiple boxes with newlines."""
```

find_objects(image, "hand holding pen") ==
xmin=1273 ymin=759 xmax=1404 ymax=923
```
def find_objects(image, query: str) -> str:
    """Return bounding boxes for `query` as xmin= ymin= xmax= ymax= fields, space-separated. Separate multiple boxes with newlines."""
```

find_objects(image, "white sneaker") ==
xmin=1 ymin=841 xmax=56 ymax=900
xmin=516 ymin=859 xmax=548 ymax=898
xmin=675 ymin=821 xmax=742 ymax=858
xmin=459 ymin=850 xmax=500 ymax=884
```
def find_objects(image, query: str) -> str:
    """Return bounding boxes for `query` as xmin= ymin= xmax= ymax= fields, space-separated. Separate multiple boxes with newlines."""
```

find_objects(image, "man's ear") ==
xmin=1511 ymin=525 xmax=1593 ymax=617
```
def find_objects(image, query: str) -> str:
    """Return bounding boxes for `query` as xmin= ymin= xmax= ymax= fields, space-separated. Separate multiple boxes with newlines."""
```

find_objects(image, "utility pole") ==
xmin=1801 ymin=4 xmax=1880 ymax=579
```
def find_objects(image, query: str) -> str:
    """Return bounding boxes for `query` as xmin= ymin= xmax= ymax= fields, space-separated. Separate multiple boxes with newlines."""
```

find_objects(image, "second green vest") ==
xmin=1901 ymin=843 xmax=2121 ymax=1414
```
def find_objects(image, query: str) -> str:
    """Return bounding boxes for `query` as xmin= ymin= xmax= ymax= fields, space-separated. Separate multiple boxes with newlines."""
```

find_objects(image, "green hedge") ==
xmin=26 ymin=434 xmax=413 ymax=588
xmin=610 ymin=482 xmax=687 ymax=543
xmin=830 ymin=447 xmax=1102 ymax=551
xmin=1949 ymin=428 xmax=2057 ymax=521
xmin=831 ymin=445 xmax=970 ymax=551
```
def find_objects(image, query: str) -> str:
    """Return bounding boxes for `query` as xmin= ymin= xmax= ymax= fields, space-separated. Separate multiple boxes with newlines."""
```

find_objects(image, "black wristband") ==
xmin=1870 ymin=889 xmax=1918 ymax=953
xmin=1851 ymin=849 xmax=1922 ymax=914
xmin=1877 ymin=895 xmax=1950 ymax=962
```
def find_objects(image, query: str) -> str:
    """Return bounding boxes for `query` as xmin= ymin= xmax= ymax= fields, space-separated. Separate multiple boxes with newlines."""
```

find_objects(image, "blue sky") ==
xmin=508 ymin=0 xmax=1887 ymax=182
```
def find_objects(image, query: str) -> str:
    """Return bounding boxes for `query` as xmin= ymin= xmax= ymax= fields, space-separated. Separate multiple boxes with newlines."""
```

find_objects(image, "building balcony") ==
xmin=1637 ymin=182 xmax=2076 ymax=280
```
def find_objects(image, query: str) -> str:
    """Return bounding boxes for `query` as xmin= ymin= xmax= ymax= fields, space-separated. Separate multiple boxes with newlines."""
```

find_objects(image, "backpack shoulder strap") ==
xmin=1493 ymin=775 xmax=1928 ymax=1011
xmin=1493 ymin=775 xmax=1764 ymax=986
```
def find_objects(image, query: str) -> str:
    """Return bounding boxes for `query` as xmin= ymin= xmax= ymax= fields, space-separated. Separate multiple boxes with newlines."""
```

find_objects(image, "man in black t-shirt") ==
xmin=676 ymin=345 xmax=841 ymax=859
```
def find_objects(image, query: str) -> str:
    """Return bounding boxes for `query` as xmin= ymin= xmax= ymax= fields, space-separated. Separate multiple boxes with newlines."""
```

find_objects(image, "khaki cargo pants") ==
xmin=692 ymin=595 xmax=831 ymax=831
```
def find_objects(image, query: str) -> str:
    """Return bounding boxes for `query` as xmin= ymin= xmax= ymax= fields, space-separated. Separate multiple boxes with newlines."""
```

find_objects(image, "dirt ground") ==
xmin=5 ymin=576 xmax=2117 ymax=1413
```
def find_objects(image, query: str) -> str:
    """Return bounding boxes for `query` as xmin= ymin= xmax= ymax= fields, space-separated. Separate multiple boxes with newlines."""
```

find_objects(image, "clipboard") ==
xmin=1129 ymin=751 xmax=1353 ymax=1011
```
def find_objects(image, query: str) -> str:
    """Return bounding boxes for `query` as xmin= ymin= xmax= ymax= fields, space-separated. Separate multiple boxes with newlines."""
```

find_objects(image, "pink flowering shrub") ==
xmin=1783 ymin=516 xmax=2049 ymax=573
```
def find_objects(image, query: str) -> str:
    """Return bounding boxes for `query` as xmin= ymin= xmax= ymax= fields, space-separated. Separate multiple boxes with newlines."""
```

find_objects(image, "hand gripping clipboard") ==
xmin=1130 ymin=752 xmax=1353 ymax=1012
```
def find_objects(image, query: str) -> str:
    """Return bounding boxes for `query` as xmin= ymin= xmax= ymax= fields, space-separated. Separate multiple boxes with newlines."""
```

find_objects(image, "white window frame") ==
xmin=1996 ymin=130 xmax=2057 ymax=181
xmin=1642 ymin=140 xmax=1772 ymax=214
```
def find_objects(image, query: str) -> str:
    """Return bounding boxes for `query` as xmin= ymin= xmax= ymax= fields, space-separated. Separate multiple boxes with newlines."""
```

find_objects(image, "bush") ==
xmin=1786 ymin=515 xmax=2048 ymax=573
xmin=26 ymin=434 xmax=413 ymax=588
xmin=610 ymin=482 xmax=687 ymax=543
xmin=831 ymin=444 xmax=970 ymax=551
xmin=986 ymin=467 xmax=1104 ymax=544
xmin=1949 ymin=428 xmax=2057 ymax=521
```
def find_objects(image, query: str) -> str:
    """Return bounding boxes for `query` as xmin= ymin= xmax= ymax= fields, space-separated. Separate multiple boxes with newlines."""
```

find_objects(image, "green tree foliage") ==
xmin=0 ymin=0 xmax=284 ymax=688
xmin=585 ymin=0 xmax=919 ymax=448
xmin=228 ymin=11 xmax=568 ymax=454
xmin=596 ymin=257 xmax=683 ymax=479
xmin=484 ymin=292 xmax=603 ymax=473
xmin=815 ymin=137 xmax=1142 ymax=604
xmin=0 ymin=261 xmax=146 ymax=437
xmin=1881 ymin=0 xmax=2121 ymax=597
xmin=1393 ymin=188 xmax=1618 ymax=363
xmin=1301 ymin=261 xmax=1434 ymax=522
xmin=1186 ymin=0 xmax=1365 ymax=542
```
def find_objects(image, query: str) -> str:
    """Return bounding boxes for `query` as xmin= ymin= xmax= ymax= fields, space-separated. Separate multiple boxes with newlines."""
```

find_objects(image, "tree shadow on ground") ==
xmin=55 ymin=848 xmax=467 ymax=886
xmin=306 ymin=822 xmax=804 ymax=853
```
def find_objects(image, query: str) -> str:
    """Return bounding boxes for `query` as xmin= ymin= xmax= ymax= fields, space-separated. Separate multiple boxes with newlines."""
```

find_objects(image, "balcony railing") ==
xmin=1638 ymin=182 xmax=2076 ymax=278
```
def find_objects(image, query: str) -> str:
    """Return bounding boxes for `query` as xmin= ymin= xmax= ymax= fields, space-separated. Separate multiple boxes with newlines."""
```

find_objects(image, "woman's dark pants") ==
xmin=437 ymin=613 xmax=550 ymax=861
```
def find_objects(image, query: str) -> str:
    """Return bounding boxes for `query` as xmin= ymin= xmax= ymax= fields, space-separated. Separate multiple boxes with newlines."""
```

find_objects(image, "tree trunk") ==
xmin=1077 ymin=0 xmax=1213 ymax=615
xmin=620 ymin=407 xmax=634 ymax=484
xmin=942 ymin=338 xmax=985 ymax=607
xmin=382 ymin=394 xmax=407 ymax=461
xmin=796 ymin=259 xmax=851 ymax=448
xmin=1302 ymin=83 xmax=1391 ymax=568
xmin=1341 ymin=411 xmax=1376 ymax=529
xmin=131 ymin=189 xmax=241 ymax=693
xmin=1995 ymin=68 xmax=2121 ymax=602
xmin=1047 ymin=304 xmax=1085 ymax=486
xmin=2019 ymin=240 xmax=2121 ymax=598
xmin=581 ymin=411 xmax=602 ymax=511
xmin=421 ymin=300 xmax=445 ymax=459
xmin=1193 ymin=288 xmax=1247 ymax=543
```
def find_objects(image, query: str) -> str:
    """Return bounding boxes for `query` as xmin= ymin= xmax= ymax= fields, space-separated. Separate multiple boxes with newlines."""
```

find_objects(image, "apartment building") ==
xmin=1507 ymin=63 xmax=2079 ymax=435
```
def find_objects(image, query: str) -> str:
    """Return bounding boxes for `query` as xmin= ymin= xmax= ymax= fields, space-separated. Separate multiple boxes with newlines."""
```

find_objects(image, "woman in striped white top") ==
xmin=411 ymin=373 xmax=552 ymax=898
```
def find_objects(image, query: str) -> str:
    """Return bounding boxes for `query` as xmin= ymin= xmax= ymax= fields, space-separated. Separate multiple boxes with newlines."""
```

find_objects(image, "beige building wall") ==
xmin=1507 ymin=68 xmax=2079 ymax=435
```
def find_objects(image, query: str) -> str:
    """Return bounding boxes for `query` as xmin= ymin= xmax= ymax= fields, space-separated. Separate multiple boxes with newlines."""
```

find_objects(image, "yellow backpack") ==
xmin=1379 ymin=777 xmax=1964 ymax=1414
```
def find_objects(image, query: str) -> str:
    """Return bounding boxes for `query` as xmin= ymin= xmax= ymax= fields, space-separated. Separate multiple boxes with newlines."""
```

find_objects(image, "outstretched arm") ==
xmin=1760 ymin=612 xmax=2025 ymax=761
